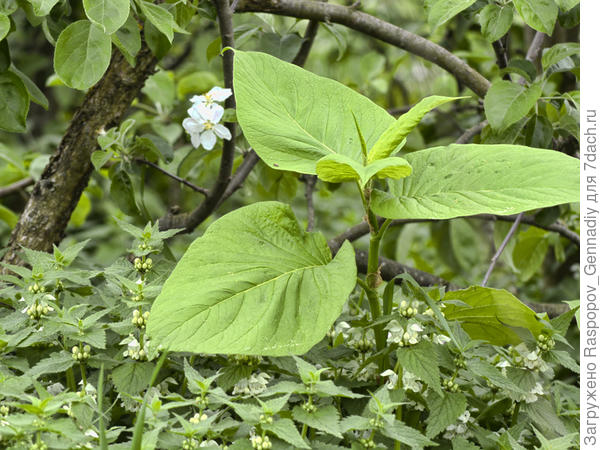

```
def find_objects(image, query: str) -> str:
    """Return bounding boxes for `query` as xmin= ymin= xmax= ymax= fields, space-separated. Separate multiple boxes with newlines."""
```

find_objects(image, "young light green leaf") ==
xmin=29 ymin=0 xmax=59 ymax=16
xmin=0 ymin=71 xmax=29 ymax=132
xmin=137 ymin=0 xmax=181 ymax=43
xmin=368 ymin=96 xmax=463 ymax=163
xmin=484 ymin=80 xmax=541 ymax=131
xmin=234 ymin=50 xmax=394 ymax=175
xmin=371 ymin=144 xmax=579 ymax=220
xmin=443 ymin=287 xmax=545 ymax=346
xmin=425 ymin=392 xmax=467 ymax=438
xmin=83 ymin=0 xmax=129 ymax=35
xmin=541 ymin=42 xmax=579 ymax=70
xmin=0 ymin=13 xmax=9 ymax=41
xmin=54 ymin=20 xmax=112 ymax=90
xmin=363 ymin=156 xmax=412 ymax=183
xmin=147 ymin=202 xmax=357 ymax=356
xmin=316 ymin=154 xmax=411 ymax=187
xmin=427 ymin=0 xmax=477 ymax=30
xmin=479 ymin=4 xmax=513 ymax=43
xmin=512 ymin=0 xmax=558 ymax=35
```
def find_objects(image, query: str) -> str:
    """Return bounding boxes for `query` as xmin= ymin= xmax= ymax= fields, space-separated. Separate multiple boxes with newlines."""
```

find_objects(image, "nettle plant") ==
xmin=0 ymin=51 xmax=580 ymax=449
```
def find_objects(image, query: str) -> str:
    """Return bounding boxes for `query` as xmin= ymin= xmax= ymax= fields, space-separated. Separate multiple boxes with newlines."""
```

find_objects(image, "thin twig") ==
xmin=481 ymin=212 xmax=523 ymax=287
xmin=134 ymin=158 xmax=209 ymax=195
xmin=234 ymin=0 xmax=491 ymax=97
xmin=300 ymin=175 xmax=317 ymax=231
xmin=456 ymin=120 xmax=488 ymax=144
xmin=216 ymin=150 xmax=260 ymax=207
xmin=0 ymin=177 xmax=34 ymax=198
xmin=526 ymin=31 xmax=547 ymax=63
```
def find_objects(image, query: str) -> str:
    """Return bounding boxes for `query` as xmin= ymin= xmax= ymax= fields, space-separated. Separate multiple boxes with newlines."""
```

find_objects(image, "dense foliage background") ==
xmin=0 ymin=0 xmax=580 ymax=449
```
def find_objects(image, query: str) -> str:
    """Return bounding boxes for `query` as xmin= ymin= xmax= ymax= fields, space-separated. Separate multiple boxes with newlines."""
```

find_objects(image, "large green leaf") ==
xmin=367 ymin=96 xmax=463 ymax=163
xmin=147 ymin=202 xmax=357 ymax=356
xmin=54 ymin=20 xmax=112 ymax=90
xmin=371 ymin=144 xmax=579 ymax=220
xmin=512 ymin=0 xmax=558 ymax=35
xmin=427 ymin=0 xmax=477 ymax=30
xmin=0 ymin=71 xmax=29 ymax=132
xmin=29 ymin=0 xmax=59 ymax=16
xmin=484 ymin=80 xmax=541 ymax=131
xmin=425 ymin=392 xmax=467 ymax=438
xmin=443 ymin=287 xmax=545 ymax=346
xmin=83 ymin=0 xmax=129 ymax=35
xmin=479 ymin=4 xmax=513 ymax=43
xmin=233 ymin=50 xmax=395 ymax=175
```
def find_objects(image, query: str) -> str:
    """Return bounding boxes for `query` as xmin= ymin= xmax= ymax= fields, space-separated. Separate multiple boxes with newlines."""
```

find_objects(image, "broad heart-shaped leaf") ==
xmin=371 ymin=144 xmax=579 ymax=220
xmin=484 ymin=80 xmax=541 ymax=131
xmin=147 ymin=202 xmax=357 ymax=356
xmin=0 ymin=71 xmax=29 ymax=132
xmin=54 ymin=20 xmax=112 ymax=90
xmin=442 ymin=287 xmax=545 ymax=346
xmin=316 ymin=154 xmax=412 ymax=187
xmin=367 ymin=95 xmax=463 ymax=163
xmin=233 ymin=50 xmax=395 ymax=175
xmin=512 ymin=0 xmax=558 ymax=35
xmin=83 ymin=0 xmax=130 ymax=35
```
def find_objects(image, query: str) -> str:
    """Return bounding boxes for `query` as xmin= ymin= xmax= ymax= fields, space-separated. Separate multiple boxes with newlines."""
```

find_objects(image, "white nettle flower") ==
xmin=233 ymin=372 xmax=271 ymax=395
xmin=190 ymin=86 xmax=232 ymax=107
xmin=433 ymin=334 xmax=451 ymax=345
xmin=402 ymin=370 xmax=422 ymax=393
xmin=523 ymin=382 xmax=545 ymax=403
xmin=380 ymin=369 xmax=398 ymax=390
xmin=183 ymin=103 xmax=232 ymax=150
xmin=385 ymin=320 xmax=404 ymax=344
xmin=404 ymin=322 xmax=423 ymax=345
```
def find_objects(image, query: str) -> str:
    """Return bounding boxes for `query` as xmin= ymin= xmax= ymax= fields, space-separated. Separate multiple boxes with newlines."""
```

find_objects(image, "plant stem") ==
xmin=79 ymin=362 xmax=87 ymax=388
xmin=66 ymin=367 xmax=76 ymax=392
xmin=98 ymin=364 xmax=108 ymax=450
xmin=511 ymin=401 xmax=521 ymax=426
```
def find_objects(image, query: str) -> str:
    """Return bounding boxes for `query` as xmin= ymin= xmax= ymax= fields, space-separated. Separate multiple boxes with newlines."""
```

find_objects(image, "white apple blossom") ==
xmin=183 ymin=103 xmax=232 ymax=150
xmin=190 ymin=87 xmax=232 ymax=107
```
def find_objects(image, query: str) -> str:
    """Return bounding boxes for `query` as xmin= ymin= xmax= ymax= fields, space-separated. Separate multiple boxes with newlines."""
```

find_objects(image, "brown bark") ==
xmin=2 ymin=45 xmax=157 ymax=267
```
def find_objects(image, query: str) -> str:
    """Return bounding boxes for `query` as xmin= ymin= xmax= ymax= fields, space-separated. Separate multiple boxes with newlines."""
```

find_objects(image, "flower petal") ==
xmin=182 ymin=118 xmax=204 ymax=134
xmin=209 ymin=104 xmax=225 ymax=122
xmin=190 ymin=95 xmax=207 ymax=104
xmin=200 ymin=130 xmax=217 ymax=150
xmin=190 ymin=133 xmax=202 ymax=149
xmin=208 ymin=86 xmax=232 ymax=101
xmin=213 ymin=123 xmax=232 ymax=140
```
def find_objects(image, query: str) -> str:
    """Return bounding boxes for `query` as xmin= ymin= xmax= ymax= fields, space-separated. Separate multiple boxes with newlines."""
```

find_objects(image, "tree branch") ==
xmin=2 ymin=45 xmax=157 ymax=268
xmin=134 ymin=158 xmax=209 ymax=195
xmin=482 ymin=212 xmax=523 ymax=286
xmin=0 ymin=177 xmax=34 ymax=198
xmin=456 ymin=120 xmax=488 ymax=144
xmin=300 ymin=174 xmax=317 ymax=231
xmin=234 ymin=0 xmax=490 ymax=97
xmin=525 ymin=31 xmax=547 ymax=63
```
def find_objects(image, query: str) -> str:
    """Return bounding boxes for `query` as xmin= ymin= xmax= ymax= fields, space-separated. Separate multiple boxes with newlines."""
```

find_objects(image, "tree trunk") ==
xmin=2 ymin=45 xmax=157 ymax=267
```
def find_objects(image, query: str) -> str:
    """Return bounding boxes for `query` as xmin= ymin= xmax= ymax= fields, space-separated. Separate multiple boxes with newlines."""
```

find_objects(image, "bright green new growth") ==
xmin=150 ymin=50 xmax=579 ymax=357
xmin=147 ymin=202 xmax=356 ymax=356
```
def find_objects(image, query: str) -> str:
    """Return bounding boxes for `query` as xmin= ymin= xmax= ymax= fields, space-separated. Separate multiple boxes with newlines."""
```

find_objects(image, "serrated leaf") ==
xmin=382 ymin=421 xmax=437 ymax=449
xmin=396 ymin=341 xmax=442 ymax=395
xmin=111 ymin=362 xmax=154 ymax=395
xmin=443 ymin=287 xmax=544 ymax=346
xmin=263 ymin=418 xmax=310 ymax=449
xmin=292 ymin=404 xmax=342 ymax=438
xmin=0 ymin=71 xmax=29 ymax=132
xmin=83 ymin=0 xmax=129 ymax=35
xmin=233 ymin=50 xmax=394 ymax=175
xmin=468 ymin=359 xmax=528 ymax=396
xmin=550 ymin=305 xmax=579 ymax=335
xmin=27 ymin=351 xmax=74 ymax=378
xmin=425 ymin=392 xmax=467 ymax=438
xmin=371 ymin=144 xmax=579 ymax=220
xmin=368 ymin=96 xmax=463 ymax=162
xmin=479 ymin=4 xmax=513 ymax=43
xmin=484 ymin=80 xmax=541 ymax=131
xmin=54 ymin=20 xmax=112 ymax=90
xmin=513 ymin=0 xmax=558 ymax=35
xmin=546 ymin=350 xmax=579 ymax=373
xmin=147 ymin=202 xmax=356 ymax=356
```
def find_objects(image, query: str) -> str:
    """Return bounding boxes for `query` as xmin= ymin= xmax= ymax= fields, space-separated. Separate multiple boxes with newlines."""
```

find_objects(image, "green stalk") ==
xmin=131 ymin=351 xmax=168 ymax=450
xmin=98 ymin=364 xmax=108 ymax=450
